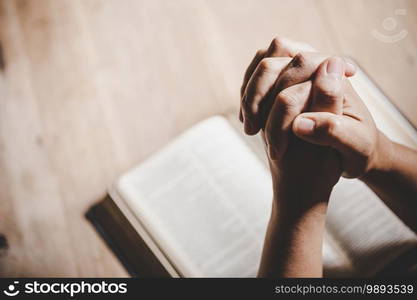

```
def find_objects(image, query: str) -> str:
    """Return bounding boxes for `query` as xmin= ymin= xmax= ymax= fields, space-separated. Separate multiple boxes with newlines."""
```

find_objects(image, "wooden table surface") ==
xmin=0 ymin=0 xmax=416 ymax=277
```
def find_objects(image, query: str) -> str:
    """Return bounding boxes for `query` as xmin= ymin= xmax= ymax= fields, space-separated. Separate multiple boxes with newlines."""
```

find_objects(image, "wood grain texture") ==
xmin=0 ymin=0 xmax=416 ymax=277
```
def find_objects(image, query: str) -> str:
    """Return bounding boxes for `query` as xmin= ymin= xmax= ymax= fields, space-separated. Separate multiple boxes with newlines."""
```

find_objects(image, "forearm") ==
xmin=361 ymin=132 xmax=417 ymax=232
xmin=258 ymin=187 xmax=331 ymax=278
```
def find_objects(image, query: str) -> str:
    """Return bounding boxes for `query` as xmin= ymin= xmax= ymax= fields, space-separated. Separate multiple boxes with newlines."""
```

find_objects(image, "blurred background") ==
xmin=0 ymin=0 xmax=416 ymax=277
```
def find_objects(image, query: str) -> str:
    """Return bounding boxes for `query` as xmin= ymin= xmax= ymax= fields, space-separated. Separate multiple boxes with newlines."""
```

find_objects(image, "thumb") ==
xmin=310 ymin=57 xmax=345 ymax=115
xmin=292 ymin=112 xmax=355 ymax=154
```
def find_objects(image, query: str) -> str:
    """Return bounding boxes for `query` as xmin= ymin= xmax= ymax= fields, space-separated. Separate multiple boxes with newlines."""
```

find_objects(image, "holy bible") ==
xmin=87 ymin=67 xmax=417 ymax=277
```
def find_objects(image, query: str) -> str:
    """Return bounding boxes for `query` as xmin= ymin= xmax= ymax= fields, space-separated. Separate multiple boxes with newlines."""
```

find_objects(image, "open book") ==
xmin=87 ymin=67 xmax=417 ymax=277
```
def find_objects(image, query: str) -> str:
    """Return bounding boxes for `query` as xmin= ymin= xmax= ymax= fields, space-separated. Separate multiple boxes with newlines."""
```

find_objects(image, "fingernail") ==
xmin=268 ymin=144 xmax=277 ymax=160
xmin=295 ymin=118 xmax=315 ymax=135
xmin=326 ymin=57 xmax=343 ymax=78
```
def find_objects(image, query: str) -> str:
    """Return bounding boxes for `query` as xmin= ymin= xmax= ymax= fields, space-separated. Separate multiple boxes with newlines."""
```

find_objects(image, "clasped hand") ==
xmin=240 ymin=37 xmax=385 ymax=203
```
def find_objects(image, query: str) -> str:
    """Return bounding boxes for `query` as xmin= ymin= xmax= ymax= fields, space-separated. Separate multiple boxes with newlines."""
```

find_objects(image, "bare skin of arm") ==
xmin=258 ymin=176 xmax=332 ymax=277
xmin=360 ymin=135 xmax=417 ymax=232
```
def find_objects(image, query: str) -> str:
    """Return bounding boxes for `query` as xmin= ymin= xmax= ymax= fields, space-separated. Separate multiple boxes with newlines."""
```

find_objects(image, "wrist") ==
xmin=261 ymin=197 xmax=328 ymax=278
xmin=270 ymin=195 xmax=328 ymax=254
xmin=272 ymin=183 xmax=332 ymax=220
xmin=362 ymin=131 xmax=394 ymax=181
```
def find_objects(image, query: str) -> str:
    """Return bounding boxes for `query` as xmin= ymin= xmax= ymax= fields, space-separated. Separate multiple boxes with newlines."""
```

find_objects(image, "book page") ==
xmin=327 ymin=179 xmax=417 ymax=276
xmin=322 ymin=231 xmax=355 ymax=277
xmin=116 ymin=116 xmax=274 ymax=277
xmin=349 ymin=67 xmax=417 ymax=148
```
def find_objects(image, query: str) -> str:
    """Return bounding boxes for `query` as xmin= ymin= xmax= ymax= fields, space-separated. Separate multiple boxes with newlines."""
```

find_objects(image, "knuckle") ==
xmin=325 ymin=118 xmax=341 ymax=138
xmin=276 ymin=90 xmax=299 ymax=109
xmin=315 ymin=83 xmax=341 ymax=103
xmin=291 ymin=52 xmax=308 ymax=68
xmin=270 ymin=37 xmax=285 ymax=50
xmin=257 ymin=57 xmax=276 ymax=72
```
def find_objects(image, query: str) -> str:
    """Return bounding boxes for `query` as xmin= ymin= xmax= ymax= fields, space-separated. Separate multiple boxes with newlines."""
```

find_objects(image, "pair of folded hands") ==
xmin=239 ymin=37 xmax=388 ymax=197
